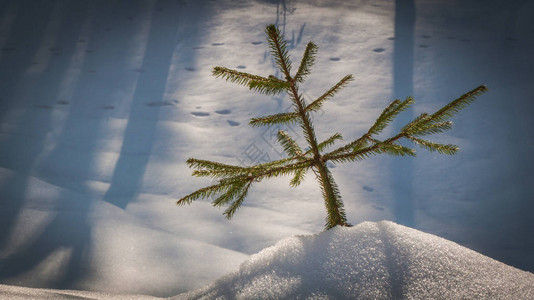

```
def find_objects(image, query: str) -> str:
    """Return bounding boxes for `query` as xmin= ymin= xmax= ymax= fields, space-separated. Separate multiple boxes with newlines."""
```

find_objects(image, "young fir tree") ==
xmin=177 ymin=24 xmax=487 ymax=230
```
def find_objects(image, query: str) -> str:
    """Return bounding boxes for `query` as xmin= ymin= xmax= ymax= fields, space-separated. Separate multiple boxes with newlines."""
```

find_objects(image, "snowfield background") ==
xmin=0 ymin=0 xmax=533 ymax=298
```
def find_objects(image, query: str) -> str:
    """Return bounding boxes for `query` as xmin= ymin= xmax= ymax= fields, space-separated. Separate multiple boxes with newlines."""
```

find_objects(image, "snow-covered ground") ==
xmin=177 ymin=221 xmax=534 ymax=299
xmin=0 ymin=0 xmax=533 ymax=298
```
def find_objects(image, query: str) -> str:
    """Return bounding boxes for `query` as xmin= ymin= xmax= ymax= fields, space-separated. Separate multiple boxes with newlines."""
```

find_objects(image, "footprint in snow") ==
xmin=215 ymin=109 xmax=231 ymax=115
xmin=236 ymin=65 xmax=246 ymax=69
xmin=227 ymin=120 xmax=239 ymax=127
xmin=147 ymin=100 xmax=175 ymax=107
xmin=387 ymin=37 xmax=395 ymax=40
xmin=191 ymin=112 xmax=210 ymax=117
xmin=363 ymin=186 xmax=374 ymax=192
xmin=373 ymin=48 xmax=385 ymax=53
xmin=211 ymin=43 xmax=224 ymax=46
xmin=372 ymin=205 xmax=385 ymax=211
xmin=329 ymin=57 xmax=340 ymax=61
xmin=251 ymin=41 xmax=263 ymax=45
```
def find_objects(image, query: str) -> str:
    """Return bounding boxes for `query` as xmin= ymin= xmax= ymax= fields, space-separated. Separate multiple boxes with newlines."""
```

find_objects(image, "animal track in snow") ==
xmin=227 ymin=120 xmax=240 ymax=127
xmin=372 ymin=205 xmax=384 ymax=211
xmin=329 ymin=57 xmax=340 ymax=61
xmin=191 ymin=111 xmax=210 ymax=117
xmin=147 ymin=100 xmax=175 ymax=107
xmin=251 ymin=41 xmax=263 ymax=45
xmin=363 ymin=186 xmax=374 ymax=192
xmin=236 ymin=65 xmax=246 ymax=69
xmin=373 ymin=48 xmax=385 ymax=53
xmin=215 ymin=109 xmax=231 ymax=115
xmin=211 ymin=43 xmax=224 ymax=46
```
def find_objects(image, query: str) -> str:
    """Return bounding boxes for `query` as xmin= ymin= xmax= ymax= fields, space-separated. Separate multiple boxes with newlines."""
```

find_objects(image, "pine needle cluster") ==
xmin=178 ymin=24 xmax=487 ymax=230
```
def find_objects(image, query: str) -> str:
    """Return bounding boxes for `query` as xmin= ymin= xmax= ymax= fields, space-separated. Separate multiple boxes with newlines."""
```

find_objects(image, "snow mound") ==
xmin=0 ymin=283 xmax=159 ymax=300
xmin=177 ymin=221 xmax=534 ymax=299
xmin=0 ymin=167 xmax=248 ymax=297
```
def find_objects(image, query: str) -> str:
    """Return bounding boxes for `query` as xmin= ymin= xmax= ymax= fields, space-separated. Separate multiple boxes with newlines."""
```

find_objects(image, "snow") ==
xmin=0 ymin=0 xmax=533 ymax=298
xmin=2 ymin=221 xmax=533 ymax=299
xmin=177 ymin=221 xmax=534 ymax=299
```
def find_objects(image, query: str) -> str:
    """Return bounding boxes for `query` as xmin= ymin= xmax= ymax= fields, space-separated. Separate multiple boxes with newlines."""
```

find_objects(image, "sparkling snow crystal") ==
xmin=177 ymin=221 xmax=534 ymax=299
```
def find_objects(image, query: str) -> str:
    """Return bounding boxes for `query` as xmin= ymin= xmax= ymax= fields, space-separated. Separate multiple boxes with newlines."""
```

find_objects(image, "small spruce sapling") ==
xmin=178 ymin=24 xmax=487 ymax=230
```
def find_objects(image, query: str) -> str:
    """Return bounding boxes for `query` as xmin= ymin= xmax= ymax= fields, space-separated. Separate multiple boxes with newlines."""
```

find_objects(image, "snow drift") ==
xmin=177 ymin=221 xmax=534 ymax=299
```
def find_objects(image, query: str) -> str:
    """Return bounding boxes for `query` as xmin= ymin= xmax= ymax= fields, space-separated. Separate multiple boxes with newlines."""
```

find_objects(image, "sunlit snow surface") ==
xmin=177 ymin=221 xmax=534 ymax=299
xmin=2 ymin=221 xmax=533 ymax=299
xmin=0 ymin=0 xmax=534 ymax=298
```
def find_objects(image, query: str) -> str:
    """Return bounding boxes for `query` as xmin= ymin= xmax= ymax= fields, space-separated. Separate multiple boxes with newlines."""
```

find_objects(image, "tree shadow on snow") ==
xmin=0 ymin=0 xmax=212 ymax=290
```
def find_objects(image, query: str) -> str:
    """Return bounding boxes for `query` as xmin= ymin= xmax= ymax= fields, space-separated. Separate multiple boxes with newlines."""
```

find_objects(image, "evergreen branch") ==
xmin=427 ymin=85 xmax=488 ymax=123
xmin=212 ymin=67 xmax=267 ymax=86
xmin=317 ymin=133 xmax=343 ymax=153
xmin=323 ymin=132 xmax=407 ymax=163
xmin=323 ymin=135 xmax=369 ymax=158
xmin=407 ymin=136 xmax=459 ymax=155
xmin=294 ymin=42 xmax=318 ymax=83
xmin=252 ymin=159 xmax=313 ymax=180
xmin=277 ymin=130 xmax=303 ymax=157
xmin=314 ymin=166 xmax=347 ymax=229
xmin=249 ymin=76 xmax=291 ymax=95
xmin=211 ymin=181 xmax=247 ymax=207
xmin=249 ymin=112 xmax=300 ymax=127
xmin=375 ymin=143 xmax=416 ymax=157
xmin=265 ymin=24 xmax=292 ymax=78
xmin=177 ymin=181 xmax=231 ymax=206
xmin=187 ymin=158 xmax=245 ymax=172
xmin=213 ymin=67 xmax=289 ymax=95
xmin=401 ymin=113 xmax=431 ymax=134
xmin=305 ymin=75 xmax=354 ymax=112
xmin=290 ymin=167 xmax=308 ymax=187
xmin=369 ymin=97 xmax=414 ymax=135
xmin=249 ymin=156 xmax=300 ymax=169
xmin=411 ymin=120 xmax=454 ymax=136
xmin=223 ymin=181 xmax=253 ymax=219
